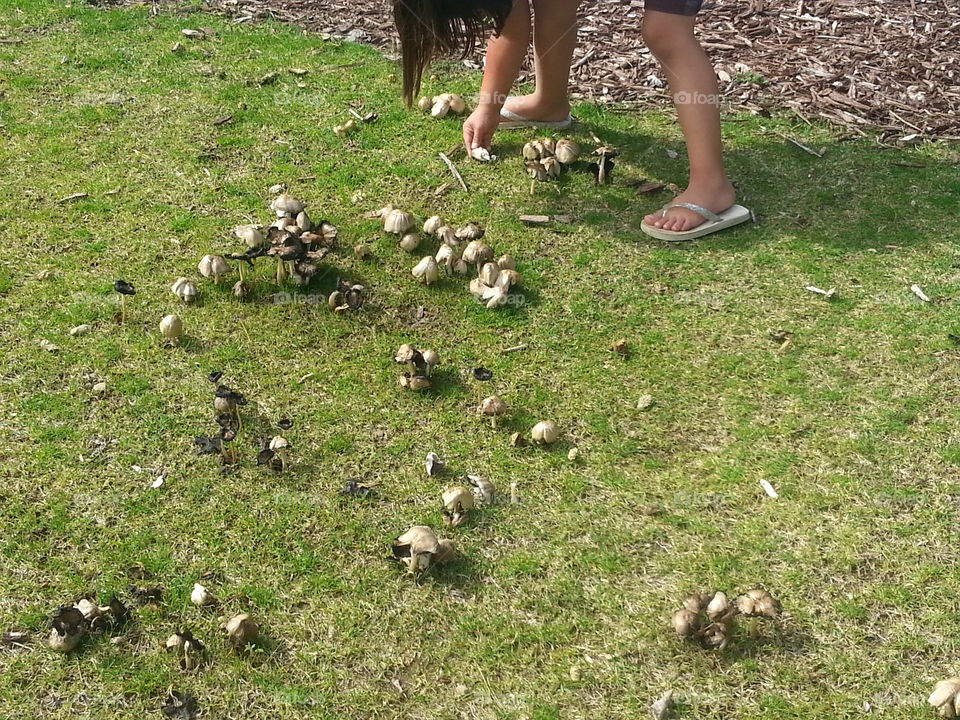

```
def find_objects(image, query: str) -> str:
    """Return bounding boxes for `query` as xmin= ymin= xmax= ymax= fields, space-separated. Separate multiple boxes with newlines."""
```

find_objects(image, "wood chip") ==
xmin=212 ymin=115 xmax=234 ymax=126
xmin=56 ymin=192 xmax=88 ymax=203
xmin=759 ymin=479 xmax=779 ymax=499
xmin=911 ymin=284 xmax=931 ymax=302
xmin=519 ymin=215 xmax=551 ymax=225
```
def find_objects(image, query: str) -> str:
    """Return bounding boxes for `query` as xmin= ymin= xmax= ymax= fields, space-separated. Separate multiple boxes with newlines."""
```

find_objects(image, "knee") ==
xmin=641 ymin=15 xmax=691 ymax=58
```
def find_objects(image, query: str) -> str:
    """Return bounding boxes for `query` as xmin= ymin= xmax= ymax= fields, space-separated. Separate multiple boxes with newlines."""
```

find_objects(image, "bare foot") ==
xmin=644 ymin=180 xmax=737 ymax=232
xmin=501 ymin=94 xmax=571 ymax=123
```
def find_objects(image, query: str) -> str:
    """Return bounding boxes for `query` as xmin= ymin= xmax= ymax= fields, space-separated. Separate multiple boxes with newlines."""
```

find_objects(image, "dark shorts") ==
xmin=645 ymin=0 xmax=703 ymax=14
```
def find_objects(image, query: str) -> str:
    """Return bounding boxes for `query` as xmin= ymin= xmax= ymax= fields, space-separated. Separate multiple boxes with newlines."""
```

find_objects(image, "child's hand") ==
xmin=463 ymin=105 xmax=502 ymax=152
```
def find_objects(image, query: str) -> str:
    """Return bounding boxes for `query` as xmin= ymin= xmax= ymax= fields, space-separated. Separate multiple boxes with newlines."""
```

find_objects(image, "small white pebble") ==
xmin=92 ymin=382 xmax=107 ymax=393
xmin=69 ymin=324 xmax=92 ymax=337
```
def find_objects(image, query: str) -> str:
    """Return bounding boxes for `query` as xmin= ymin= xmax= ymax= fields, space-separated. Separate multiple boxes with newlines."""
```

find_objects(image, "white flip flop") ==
xmin=499 ymin=108 xmax=573 ymax=130
xmin=640 ymin=202 xmax=752 ymax=242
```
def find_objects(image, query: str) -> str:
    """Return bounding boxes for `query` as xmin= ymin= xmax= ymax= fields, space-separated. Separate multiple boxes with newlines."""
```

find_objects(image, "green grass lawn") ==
xmin=1 ymin=1 xmax=960 ymax=718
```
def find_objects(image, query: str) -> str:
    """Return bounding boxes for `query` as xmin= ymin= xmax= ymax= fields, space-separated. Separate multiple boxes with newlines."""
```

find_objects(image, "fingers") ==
xmin=463 ymin=123 xmax=475 ymax=153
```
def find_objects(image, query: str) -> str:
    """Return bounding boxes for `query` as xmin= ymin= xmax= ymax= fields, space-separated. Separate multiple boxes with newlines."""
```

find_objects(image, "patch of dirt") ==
xmin=131 ymin=0 xmax=958 ymax=139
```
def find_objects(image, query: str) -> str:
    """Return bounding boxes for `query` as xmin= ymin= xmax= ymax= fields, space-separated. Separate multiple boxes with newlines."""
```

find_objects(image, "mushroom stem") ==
xmin=233 ymin=406 xmax=243 ymax=433
xmin=279 ymin=450 xmax=288 ymax=472
xmin=275 ymin=258 xmax=284 ymax=285
xmin=213 ymin=272 xmax=220 ymax=285
xmin=490 ymin=416 xmax=498 ymax=429
xmin=118 ymin=294 xmax=126 ymax=324
xmin=747 ymin=617 xmax=759 ymax=639
xmin=238 ymin=263 xmax=245 ymax=284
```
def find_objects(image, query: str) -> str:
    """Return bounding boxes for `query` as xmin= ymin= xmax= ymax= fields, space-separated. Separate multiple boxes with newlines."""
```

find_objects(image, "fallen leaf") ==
xmin=636 ymin=394 xmax=654 ymax=410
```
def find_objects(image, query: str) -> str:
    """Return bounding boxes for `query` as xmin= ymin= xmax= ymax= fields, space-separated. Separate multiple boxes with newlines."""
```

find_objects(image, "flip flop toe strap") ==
xmin=660 ymin=202 xmax=723 ymax=223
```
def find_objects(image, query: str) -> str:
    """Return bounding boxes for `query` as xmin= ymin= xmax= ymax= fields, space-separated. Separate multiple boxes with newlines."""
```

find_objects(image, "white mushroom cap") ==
xmin=479 ymin=262 xmax=499 ymax=287
xmin=159 ymin=314 xmax=184 ymax=339
xmin=423 ymin=215 xmax=444 ymax=236
xmin=422 ymin=348 xmax=440 ymax=367
xmin=198 ymin=254 xmax=232 ymax=278
xmin=171 ymin=277 xmax=198 ymax=301
xmin=430 ymin=99 xmax=450 ymax=118
xmin=411 ymin=256 xmax=439 ymax=285
xmin=234 ymin=224 xmax=265 ymax=248
xmin=531 ymin=420 xmax=559 ymax=444
xmin=384 ymin=209 xmax=416 ymax=235
xmin=269 ymin=436 xmax=290 ymax=451
xmin=270 ymin=193 xmax=304 ymax=217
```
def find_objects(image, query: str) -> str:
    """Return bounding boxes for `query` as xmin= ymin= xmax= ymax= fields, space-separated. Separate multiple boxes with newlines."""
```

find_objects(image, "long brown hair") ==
xmin=394 ymin=0 xmax=513 ymax=104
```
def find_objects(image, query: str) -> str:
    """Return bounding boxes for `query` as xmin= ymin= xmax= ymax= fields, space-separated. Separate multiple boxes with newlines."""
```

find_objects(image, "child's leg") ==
xmin=641 ymin=10 xmax=736 ymax=232
xmin=502 ymin=0 xmax=579 ymax=122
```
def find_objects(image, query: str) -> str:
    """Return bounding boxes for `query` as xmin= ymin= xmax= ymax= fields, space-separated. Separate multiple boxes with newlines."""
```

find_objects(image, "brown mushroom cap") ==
xmin=478 ymin=395 xmax=507 ymax=417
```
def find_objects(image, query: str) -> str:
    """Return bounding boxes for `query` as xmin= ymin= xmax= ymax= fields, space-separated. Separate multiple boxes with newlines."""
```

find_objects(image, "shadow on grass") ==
xmin=541 ymin=117 xmax=960 ymax=253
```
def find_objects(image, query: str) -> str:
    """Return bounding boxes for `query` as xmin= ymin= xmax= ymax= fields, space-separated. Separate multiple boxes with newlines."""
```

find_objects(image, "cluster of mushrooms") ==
xmin=164 ymin=583 xmax=260 ymax=670
xmin=671 ymin=588 xmax=780 ymax=650
xmin=192 ymin=372 xmax=293 ymax=474
xmin=390 ymin=466 xmax=500 ymax=580
xmin=930 ymin=679 xmax=960 ymax=718
xmin=176 ymin=191 xmax=354 ymax=306
xmin=522 ymin=137 xmax=619 ymax=187
xmin=416 ymin=92 xmax=468 ymax=119
xmin=48 ymin=596 xmax=130 ymax=653
xmin=376 ymin=207 xmax=523 ymax=309
xmin=394 ymin=343 xmax=440 ymax=390
xmin=45 ymin=582 xmax=261 ymax=669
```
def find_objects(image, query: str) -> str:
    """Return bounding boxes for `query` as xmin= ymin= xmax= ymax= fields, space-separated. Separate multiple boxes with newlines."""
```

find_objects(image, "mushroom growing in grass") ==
xmin=466 ymin=474 xmax=495 ymax=504
xmin=159 ymin=314 xmax=184 ymax=347
xmin=735 ymin=589 xmax=780 ymax=639
xmin=165 ymin=628 xmax=205 ymax=671
xmin=399 ymin=232 xmax=420 ymax=253
xmin=435 ymin=243 xmax=461 ymax=274
xmin=114 ymin=280 xmax=135 ymax=324
xmin=554 ymin=139 xmax=581 ymax=165
xmin=399 ymin=373 xmax=432 ymax=391
xmin=392 ymin=525 xmax=441 ymax=578
xmin=423 ymin=215 xmax=444 ymax=236
xmin=441 ymin=486 xmax=475 ymax=528
xmin=190 ymin=583 xmax=217 ymax=608
xmin=421 ymin=348 xmax=440 ymax=376
xmin=171 ymin=277 xmax=198 ymax=303
xmin=929 ymin=679 xmax=960 ymax=718
xmin=672 ymin=591 xmax=737 ymax=651
xmin=223 ymin=613 xmax=259 ymax=650
xmin=456 ymin=222 xmax=485 ymax=242
xmin=234 ymin=224 xmax=265 ymax=249
xmin=214 ymin=384 xmax=247 ymax=431
xmin=198 ymin=254 xmax=232 ymax=285
xmin=436 ymin=225 xmax=458 ymax=248
xmin=48 ymin=606 xmax=85 ymax=653
xmin=478 ymin=395 xmax=508 ymax=428
xmin=268 ymin=435 xmax=291 ymax=471
xmin=462 ymin=241 xmax=494 ymax=274
xmin=412 ymin=255 xmax=440 ymax=285
xmin=383 ymin=209 xmax=416 ymax=235
xmin=531 ymin=421 xmax=559 ymax=445
xmin=270 ymin=193 xmax=304 ymax=218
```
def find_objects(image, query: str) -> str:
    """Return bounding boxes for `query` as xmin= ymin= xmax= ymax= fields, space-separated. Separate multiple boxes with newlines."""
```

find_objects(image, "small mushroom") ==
xmin=165 ymin=628 xmax=205 ymax=671
xmin=526 ymin=160 xmax=548 ymax=183
xmin=462 ymin=241 xmax=494 ymax=272
xmin=198 ymin=254 xmax=232 ymax=284
xmin=541 ymin=156 xmax=561 ymax=179
xmin=114 ymin=280 xmax=135 ymax=324
xmin=478 ymin=261 xmax=499 ymax=287
xmin=735 ymin=588 xmax=780 ymax=638
xmin=392 ymin=525 xmax=440 ymax=577
xmin=430 ymin=98 xmax=450 ymax=118
xmin=269 ymin=435 xmax=291 ymax=471
xmin=484 ymin=286 xmax=509 ymax=309
xmin=190 ymin=583 xmax=216 ymax=608
xmin=497 ymin=254 xmax=516 ymax=271
xmin=421 ymin=348 xmax=440 ymax=376
xmin=478 ymin=395 xmax=508 ymax=428
xmin=417 ymin=96 xmax=432 ymax=112
xmin=48 ymin=606 xmax=85 ymax=653
xmin=399 ymin=232 xmax=420 ymax=253
xmin=384 ymin=209 xmax=416 ymax=235
xmin=435 ymin=243 xmax=461 ymax=273
xmin=706 ymin=591 xmax=730 ymax=620
xmin=223 ymin=613 xmax=259 ymax=650
xmin=671 ymin=608 xmax=700 ymax=639
xmin=455 ymin=222 xmax=485 ymax=241
xmin=539 ymin=137 xmax=556 ymax=155
xmin=394 ymin=344 xmax=421 ymax=374
xmin=441 ymin=486 xmax=475 ymax=527
xmin=412 ymin=256 xmax=440 ymax=285
xmin=270 ymin=193 xmax=304 ymax=218
xmin=929 ymin=679 xmax=960 ymax=718
xmin=232 ymin=280 xmax=251 ymax=300
xmin=436 ymin=225 xmax=458 ymax=247
xmin=423 ymin=215 xmax=444 ymax=236
xmin=399 ymin=373 xmax=431 ymax=391
xmin=171 ymin=277 xmax=198 ymax=303
xmin=296 ymin=211 xmax=312 ymax=233
xmin=159 ymin=314 xmax=184 ymax=346
xmin=554 ymin=139 xmax=581 ymax=165
xmin=425 ymin=452 xmax=445 ymax=476
xmin=522 ymin=141 xmax=541 ymax=161
xmin=531 ymin=420 xmax=559 ymax=445
xmin=234 ymin=224 xmax=265 ymax=248
xmin=495 ymin=269 xmax=521 ymax=291
xmin=466 ymin=474 xmax=495 ymax=504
